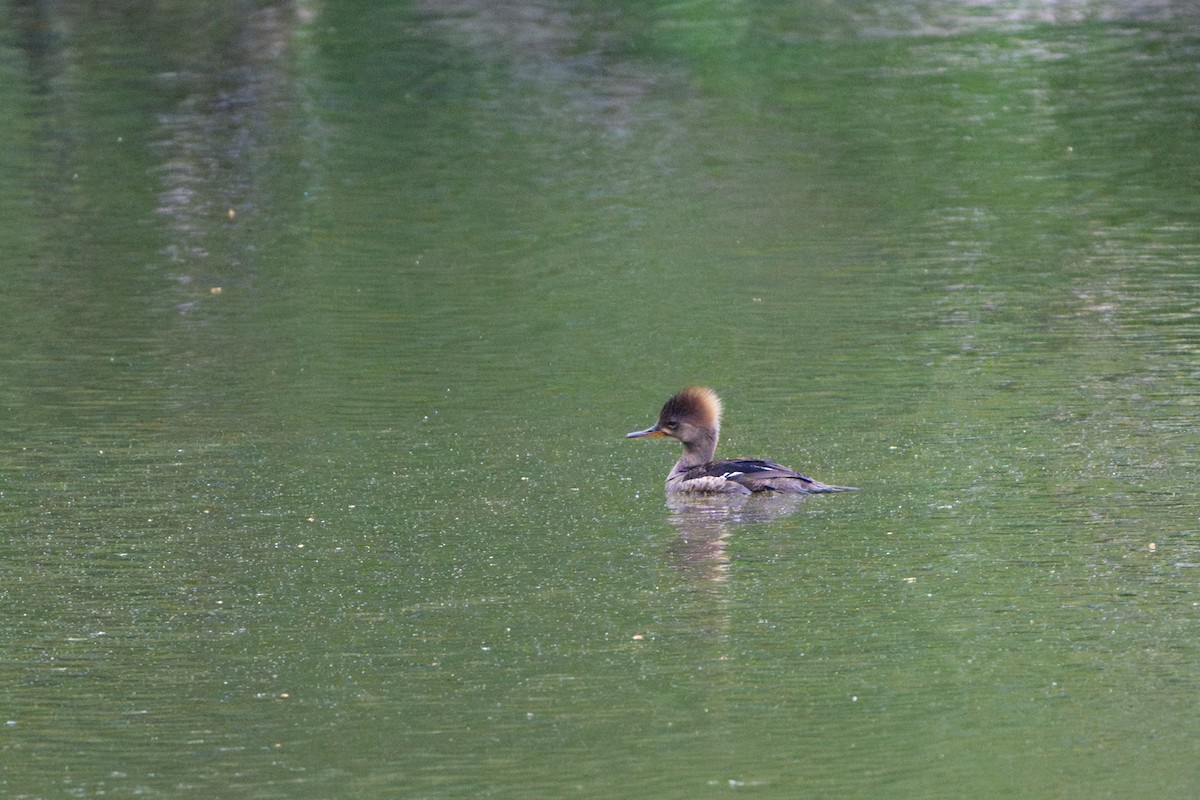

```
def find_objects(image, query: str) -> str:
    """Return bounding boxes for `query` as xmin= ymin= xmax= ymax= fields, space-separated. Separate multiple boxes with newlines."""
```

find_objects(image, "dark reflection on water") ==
xmin=1 ymin=0 xmax=320 ymax=437
xmin=5 ymin=0 xmax=311 ymax=317
xmin=148 ymin=4 xmax=304 ymax=311
xmin=664 ymin=493 xmax=809 ymax=584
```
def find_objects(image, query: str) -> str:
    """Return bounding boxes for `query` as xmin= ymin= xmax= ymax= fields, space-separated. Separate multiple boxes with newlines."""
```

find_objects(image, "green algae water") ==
xmin=2 ymin=1 xmax=1200 ymax=797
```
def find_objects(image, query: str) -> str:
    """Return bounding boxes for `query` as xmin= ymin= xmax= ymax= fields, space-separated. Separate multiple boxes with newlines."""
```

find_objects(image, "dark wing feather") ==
xmin=683 ymin=459 xmax=856 ymax=494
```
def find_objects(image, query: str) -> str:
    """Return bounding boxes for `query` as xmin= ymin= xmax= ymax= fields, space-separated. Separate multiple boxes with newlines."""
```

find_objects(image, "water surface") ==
xmin=2 ymin=1 xmax=1199 ymax=797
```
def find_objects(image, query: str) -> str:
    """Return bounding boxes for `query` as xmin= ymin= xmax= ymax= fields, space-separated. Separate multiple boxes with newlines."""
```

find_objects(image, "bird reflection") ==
xmin=664 ymin=493 xmax=807 ymax=584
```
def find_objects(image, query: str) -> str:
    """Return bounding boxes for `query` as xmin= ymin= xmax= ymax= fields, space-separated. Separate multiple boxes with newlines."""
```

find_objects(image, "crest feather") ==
xmin=659 ymin=386 xmax=722 ymax=428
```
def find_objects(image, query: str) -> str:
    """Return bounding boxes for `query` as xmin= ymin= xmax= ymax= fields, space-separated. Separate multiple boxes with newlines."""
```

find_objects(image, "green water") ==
xmin=2 ymin=1 xmax=1199 ymax=797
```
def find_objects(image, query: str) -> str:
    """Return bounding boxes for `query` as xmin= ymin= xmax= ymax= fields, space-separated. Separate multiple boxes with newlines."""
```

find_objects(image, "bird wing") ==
xmin=682 ymin=459 xmax=846 ymax=493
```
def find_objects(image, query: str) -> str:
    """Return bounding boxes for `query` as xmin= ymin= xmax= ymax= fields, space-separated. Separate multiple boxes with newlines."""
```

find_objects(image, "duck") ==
xmin=626 ymin=386 xmax=858 ymax=495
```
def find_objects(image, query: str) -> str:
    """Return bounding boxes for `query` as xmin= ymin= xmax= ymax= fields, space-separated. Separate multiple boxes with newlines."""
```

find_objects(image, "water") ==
xmin=2 ymin=1 xmax=1200 ymax=797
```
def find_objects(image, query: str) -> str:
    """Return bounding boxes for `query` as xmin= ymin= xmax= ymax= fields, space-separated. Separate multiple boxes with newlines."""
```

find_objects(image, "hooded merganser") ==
xmin=626 ymin=386 xmax=859 ymax=495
